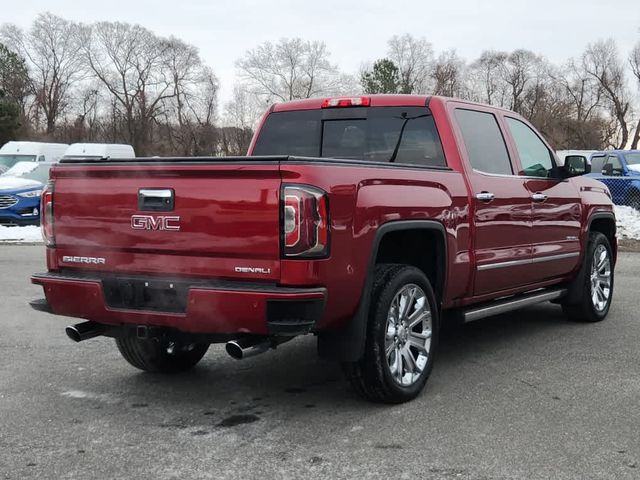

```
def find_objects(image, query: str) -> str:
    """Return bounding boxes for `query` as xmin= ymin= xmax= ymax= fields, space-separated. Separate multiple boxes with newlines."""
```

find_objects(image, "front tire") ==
xmin=342 ymin=264 xmax=439 ymax=403
xmin=562 ymin=232 xmax=614 ymax=322
xmin=116 ymin=334 xmax=209 ymax=373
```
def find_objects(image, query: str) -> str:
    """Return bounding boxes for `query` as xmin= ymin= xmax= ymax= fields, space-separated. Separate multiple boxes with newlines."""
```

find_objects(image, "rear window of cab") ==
xmin=253 ymin=107 xmax=447 ymax=168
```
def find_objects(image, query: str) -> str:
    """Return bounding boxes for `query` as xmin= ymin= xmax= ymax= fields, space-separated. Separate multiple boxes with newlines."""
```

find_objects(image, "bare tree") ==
xmin=79 ymin=21 xmax=179 ymax=154
xmin=582 ymin=39 xmax=631 ymax=149
xmin=237 ymin=38 xmax=340 ymax=102
xmin=162 ymin=38 xmax=219 ymax=155
xmin=628 ymin=41 xmax=640 ymax=149
xmin=431 ymin=50 xmax=465 ymax=97
xmin=557 ymin=60 xmax=604 ymax=123
xmin=221 ymin=84 xmax=266 ymax=155
xmin=387 ymin=34 xmax=433 ymax=94
xmin=501 ymin=49 xmax=542 ymax=114
xmin=1 ymin=13 xmax=84 ymax=134
xmin=467 ymin=50 xmax=509 ymax=106
xmin=551 ymin=60 xmax=610 ymax=148
xmin=225 ymin=84 xmax=264 ymax=129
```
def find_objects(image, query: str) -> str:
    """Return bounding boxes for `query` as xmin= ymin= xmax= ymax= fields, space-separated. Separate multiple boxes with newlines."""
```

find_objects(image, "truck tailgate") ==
xmin=51 ymin=162 xmax=282 ymax=281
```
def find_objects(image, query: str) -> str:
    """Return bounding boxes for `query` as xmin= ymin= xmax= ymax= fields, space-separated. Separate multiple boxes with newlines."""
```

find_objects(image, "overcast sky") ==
xmin=3 ymin=0 xmax=640 ymax=104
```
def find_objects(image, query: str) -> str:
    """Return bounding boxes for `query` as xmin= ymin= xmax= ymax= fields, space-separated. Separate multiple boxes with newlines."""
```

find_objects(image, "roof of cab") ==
xmin=270 ymin=94 xmax=523 ymax=115
xmin=272 ymin=94 xmax=431 ymax=112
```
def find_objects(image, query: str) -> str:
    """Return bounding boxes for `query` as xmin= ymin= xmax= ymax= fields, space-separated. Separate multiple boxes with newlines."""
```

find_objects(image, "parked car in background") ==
xmin=62 ymin=143 xmax=135 ymax=160
xmin=0 ymin=142 xmax=68 ymax=174
xmin=588 ymin=150 xmax=640 ymax=210
xmin=556 ymin=149 xmax=598 ymax=166
xmin=0 ymin=162 xmax=54 ymax=225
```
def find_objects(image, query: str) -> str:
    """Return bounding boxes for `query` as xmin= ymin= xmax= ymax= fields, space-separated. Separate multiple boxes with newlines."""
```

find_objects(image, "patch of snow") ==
xmin=0 ymin=225 xmax=43 ymax=243
xmin=615 ymin=205 xmax=640 ymax=240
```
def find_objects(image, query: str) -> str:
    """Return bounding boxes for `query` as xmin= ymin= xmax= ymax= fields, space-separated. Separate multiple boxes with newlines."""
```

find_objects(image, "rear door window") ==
xmin=253 ymin=107 xmax=446 ymax=167
xmin=454 ymin=109 xmax=512 ymax=175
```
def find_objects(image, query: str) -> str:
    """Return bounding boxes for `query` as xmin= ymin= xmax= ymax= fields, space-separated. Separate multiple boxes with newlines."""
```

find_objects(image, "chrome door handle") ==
xmin=531 ymin=192 xmax=547 ymax=202
xmin=476 ymin=192 xmax=495 ymax=202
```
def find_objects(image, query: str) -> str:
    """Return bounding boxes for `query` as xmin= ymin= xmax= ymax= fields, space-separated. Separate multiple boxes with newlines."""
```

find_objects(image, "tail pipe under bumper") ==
xmin=65 ymin=321 xmax=109 ymax=342
xmin=29 ymin=298 xmax=109 ymax=343
xmin=225 ymin=336 xmax=294 ymax=360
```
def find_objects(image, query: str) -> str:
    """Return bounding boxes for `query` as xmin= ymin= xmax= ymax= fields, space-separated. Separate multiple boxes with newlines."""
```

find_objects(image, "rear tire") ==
xmin=342 ymin=264 xmax=438 ymax=403
xmin=115 ymin=334 xmax=209 ymax=373
xmin=562 ymin=232 xmax=614 ymax=323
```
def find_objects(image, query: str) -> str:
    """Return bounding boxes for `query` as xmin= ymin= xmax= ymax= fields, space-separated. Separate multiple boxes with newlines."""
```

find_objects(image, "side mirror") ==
xmin=562 ymin=155 xmax=590 ymax=177
xmin=602 ymin=163 xmax=614 ymax=176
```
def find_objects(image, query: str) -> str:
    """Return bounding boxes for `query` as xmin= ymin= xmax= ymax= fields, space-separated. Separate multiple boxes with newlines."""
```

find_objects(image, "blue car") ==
xmin=587 ymin=150 xmax=640 ymax=210
xmin=0 ymin=162 xmax=53 ymax=226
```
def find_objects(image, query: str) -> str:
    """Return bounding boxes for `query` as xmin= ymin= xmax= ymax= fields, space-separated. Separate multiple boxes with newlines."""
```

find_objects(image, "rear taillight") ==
xmin=321 ymin=96 xmax=370 ymax=108
xmin=41 ymin=180 xmax=55 ymax=247
xmin=282 ymin=185 xmax=329 ymax=258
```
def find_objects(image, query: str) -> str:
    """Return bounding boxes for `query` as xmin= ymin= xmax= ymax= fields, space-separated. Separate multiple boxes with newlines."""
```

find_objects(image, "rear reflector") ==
xmin=321 ymin=96 xmax=370 ymax=108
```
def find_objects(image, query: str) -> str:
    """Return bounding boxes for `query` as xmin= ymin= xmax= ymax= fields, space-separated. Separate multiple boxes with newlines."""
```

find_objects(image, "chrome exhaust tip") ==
xmin=65 ymin=321 xmax=107 ymax=343
xmin=225 ymin=338 xmax=270 ymax=360
xmin=225 ymin=336 xmax=295 ymax=360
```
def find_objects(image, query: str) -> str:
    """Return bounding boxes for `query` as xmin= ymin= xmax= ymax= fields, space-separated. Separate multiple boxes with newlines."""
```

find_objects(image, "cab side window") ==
xmin=602 ymin=155 xmax=623 ymax=176
xmin=454 ymin=109 xmax=512 ymax=175
xmin=505 ymin=117 xmax=555 ymax=178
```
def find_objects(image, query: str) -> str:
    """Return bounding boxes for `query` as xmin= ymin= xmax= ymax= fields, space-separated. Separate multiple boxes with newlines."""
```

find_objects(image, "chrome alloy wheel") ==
xmin=385 ymin=284 xmax=432 ymax=386
xmin=590 ymin=244 xmax=611 ymax=312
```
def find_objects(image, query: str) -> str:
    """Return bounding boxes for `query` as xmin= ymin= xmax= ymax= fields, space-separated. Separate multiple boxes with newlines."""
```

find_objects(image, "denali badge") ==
xmin=131 ymin=214 xmax=181 ymax=231
xmin=234 ymin=266 xmax=272 ymax=274
xmin=62 ymin=255 xmax=106 ymax=265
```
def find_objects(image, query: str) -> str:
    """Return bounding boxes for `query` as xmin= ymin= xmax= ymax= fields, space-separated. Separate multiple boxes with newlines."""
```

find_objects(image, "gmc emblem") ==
xmin=131 ymin=214 xmax=181 ymax=231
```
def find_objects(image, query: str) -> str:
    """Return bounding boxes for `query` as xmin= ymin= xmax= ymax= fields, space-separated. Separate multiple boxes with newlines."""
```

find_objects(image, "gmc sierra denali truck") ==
xmin=30 ymin=95 xmax=616 ymax=403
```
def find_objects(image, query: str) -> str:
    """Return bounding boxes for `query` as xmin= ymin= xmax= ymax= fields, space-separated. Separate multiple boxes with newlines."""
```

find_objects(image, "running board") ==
xmin=461 ymin=288 xmax=567 ymax=323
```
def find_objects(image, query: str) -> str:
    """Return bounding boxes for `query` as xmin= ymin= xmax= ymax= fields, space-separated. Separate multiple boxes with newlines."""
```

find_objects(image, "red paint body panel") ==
xmin=32 ymin=95 xmax=617 ymax=336
xmin=33 ymin=275 xmax=325 ymax=335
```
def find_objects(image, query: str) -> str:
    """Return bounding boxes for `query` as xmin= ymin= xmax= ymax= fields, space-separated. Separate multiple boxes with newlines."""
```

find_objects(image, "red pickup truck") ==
xmin=31 ymin=95 xmax=616 ymax=403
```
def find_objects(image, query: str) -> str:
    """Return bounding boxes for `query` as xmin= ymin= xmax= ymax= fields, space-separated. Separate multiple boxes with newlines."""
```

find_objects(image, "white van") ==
xmin=62 ymin=143 xmax=135 ymax=160
xmin=0 ymin=141 xmax=68 ymax=173
xmin=556 ymin=150 xmax=598 ymax=166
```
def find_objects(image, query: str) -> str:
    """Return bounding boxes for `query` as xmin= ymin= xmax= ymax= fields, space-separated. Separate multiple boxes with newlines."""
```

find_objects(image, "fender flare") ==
xmin=318 ymin=220 xmax=447 ymax=362
xmin=587 ymin=211 xmax=616 ymax=233
xmin=566 ymin=211 xmax=616 ymax=304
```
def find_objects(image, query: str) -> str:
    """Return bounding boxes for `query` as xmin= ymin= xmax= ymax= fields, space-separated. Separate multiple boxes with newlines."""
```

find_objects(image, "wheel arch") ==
xmin=566 ymin=211 xmax=617 ymax=305
xmin=318 ymin=220 xmax=447 ymax=361
xmin=588 ymin=212 xmax=616 ymax=251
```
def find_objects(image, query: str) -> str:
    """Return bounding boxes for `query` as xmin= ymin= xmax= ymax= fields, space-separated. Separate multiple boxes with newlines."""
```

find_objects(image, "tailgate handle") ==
xmin=138 ymin=188 xmax=174 ymax=211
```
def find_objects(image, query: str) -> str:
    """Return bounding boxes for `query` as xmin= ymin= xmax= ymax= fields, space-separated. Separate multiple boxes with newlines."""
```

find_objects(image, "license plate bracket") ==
xmin=103 ymin=277 xmax=188 ymax=313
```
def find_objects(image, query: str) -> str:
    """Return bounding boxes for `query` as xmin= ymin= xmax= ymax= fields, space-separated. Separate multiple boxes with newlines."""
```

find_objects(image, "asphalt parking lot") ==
xmin=1 ymin=245 xmax=639 ymax=480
